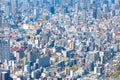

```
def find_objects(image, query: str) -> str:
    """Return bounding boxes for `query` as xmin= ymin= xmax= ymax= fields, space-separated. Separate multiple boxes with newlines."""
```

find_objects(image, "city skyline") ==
xmin=0 ymin=0 xmax=120 ymax=80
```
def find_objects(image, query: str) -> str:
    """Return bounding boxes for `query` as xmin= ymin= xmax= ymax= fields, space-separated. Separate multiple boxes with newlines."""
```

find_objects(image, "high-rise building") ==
xmin=27 ymin=49 xmax=38 ymax=63
xmin=10 ymin=0 xmax=18 ymax=14
xmin=111 ymin=0 xmax=115 ymax=4
xmin=16 ymin=0 xmax=19 ymax=13
xmin=0 ymin=40 xmax=11 ymax=62
xmin=0 ymin=0 xmax=11 ymax=63
xmin=38 ymin=55 xmax=50 ymax=67
xmin=85 ymin=51 xmax=100 ymax=71
xmin=0 ymin=69 xmax=10 ymax=80
xmin=93 ymin=8 xmax=98 ymax=19
xmin=70 ymin=0 xmax=75 ymax=7
xmin=0 ymin=0 xmax=2 ymax=28
xmin=1 ymin=72 xmax=9 ymax=80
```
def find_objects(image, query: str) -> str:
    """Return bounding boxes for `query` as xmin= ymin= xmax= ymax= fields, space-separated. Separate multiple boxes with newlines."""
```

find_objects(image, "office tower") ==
xmin=70 ymin=0 xmax=75 ymax=7
xmin=10 ymin=0 xmax=17 ymax=14
xmin=93 ymin=8 xmax=98 ymax=19
xmin=0 ymin=40 xmax=11 ymax=63
xmin=24 ymin=65 xmax=31 ymax=72
xmin=0 ymin=1 xmax=11 ymax=62
xmin=0 ymin=0 xmax=2 ymax=28
xmin=38 ymin=55 xmax=50 ymax=67
xmin=50 ymin=6 xmax=55 ymax=14
xmin=31 ymin=70 xmax=41 ymax=79
xmin=50 ymin=0 xmax=55 ymax=6
xmin=16 ymin=0 xmax=19 ymax=13
xmin=0 ymin=69 xmax=10 ymax=80
xmin=34 ymin=0 xmax=40 ymax=19
xmin=99 ymin=52 xmax=105 ymax=64
xmin=103 ymin=0 xmax=109 ymax=6
xmin=111 ymin=0 xmax=115 ymax=4
xmin=97 ymin=8 xmax=102 ymax=20
xmin=27 ymin=49 xmax=38 ymax=63
xmin=2 ymin=72 xmax=9 ymax=80
xmin=39 ymin=0 xmax=44 ymax=7
xmin=83 ymin=0 xmax=89 ymax=26
xmin=0 ymin=0 xmax=11 ymax=63
xmin=54 ymin=0 xmax=60 ymax=6
xmin=42 ymin=33 xmax=49 ymax=44
xmin=85 ymin=51 xmax=100 ymax=71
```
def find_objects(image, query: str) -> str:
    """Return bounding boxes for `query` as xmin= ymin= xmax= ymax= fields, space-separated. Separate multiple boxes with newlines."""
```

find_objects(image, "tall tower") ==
xmin=16 ymin=0 xmax=18 ymax=13
xmin=83 ymin=0 xmax=88 ymax=27
xmin=0 ymin=0 xmax=2 ymax=28
xmin=0 ymin=0 xmax=11 ymax=63
xmin=10 ymin=0 xmax=17 ymax=14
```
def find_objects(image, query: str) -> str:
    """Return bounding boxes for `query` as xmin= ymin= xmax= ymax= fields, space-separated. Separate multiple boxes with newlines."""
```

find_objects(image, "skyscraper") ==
xmin=10 ymin=0 xmax=18 ymax=14
xmin=0 ymin=0 xmax=2 ymax=28
xmin=0 ymin=69 xmax=10 ymax=80
xmin=16 ymin=0 xmax=19 ymax=13
xmin=0 ymin=0 xmax=11 ymax=63
xmin=0 ymin=40 xmax=11 ymax=62
xmin=93 ymin=8 xmax=98 ymax=19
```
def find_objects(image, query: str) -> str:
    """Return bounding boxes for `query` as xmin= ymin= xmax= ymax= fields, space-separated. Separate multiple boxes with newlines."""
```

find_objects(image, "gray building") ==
xmin=37 ymin=55 xmax=50 ymax=67
xmin=85 ymin=51 xmax=100 ymax=71
xmin=0 ymin=40 xmax=11 ymax=63
xmin=27 ymin=49 xmax=38 ymax=63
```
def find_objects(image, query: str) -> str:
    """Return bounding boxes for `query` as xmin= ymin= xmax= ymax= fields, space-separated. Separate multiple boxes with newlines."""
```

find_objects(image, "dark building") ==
xmin=2 ymin=72 xmax=9 ymax=80
xmin=111 ymin=0 xmax=115 ymax=4
xmin=93 ymin=8 xmax=97 ymax=19
xmin=38 ymin=55 xmax=50 ymax=67
xmin=27 ymin=49 xmax=38 ymax=63
xmin=50 ymin=6 xmax=55 ymax=14
xmin=0 ymin=69 xmax=10 ymax=80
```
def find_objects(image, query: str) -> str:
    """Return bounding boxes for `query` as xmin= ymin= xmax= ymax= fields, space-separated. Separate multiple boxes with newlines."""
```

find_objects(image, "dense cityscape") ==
xmin=0 ymin=0 xmax=120 ymax=80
